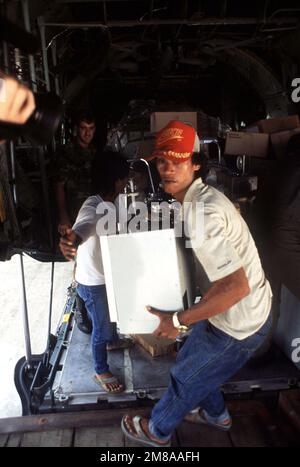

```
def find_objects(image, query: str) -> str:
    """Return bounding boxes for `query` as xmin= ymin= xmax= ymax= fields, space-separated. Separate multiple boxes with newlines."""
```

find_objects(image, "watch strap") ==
xmin=172 ymin=312 xmax=181 ymax=328
xmin=172 ymin=312 xmax=189 ymax=332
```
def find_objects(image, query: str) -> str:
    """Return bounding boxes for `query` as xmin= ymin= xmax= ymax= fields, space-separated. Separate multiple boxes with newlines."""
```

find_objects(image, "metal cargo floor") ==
xmin=49 ymin=318 xmax=300 ymax=409
xmin=51 ymin=321 xmax=175 ymax=406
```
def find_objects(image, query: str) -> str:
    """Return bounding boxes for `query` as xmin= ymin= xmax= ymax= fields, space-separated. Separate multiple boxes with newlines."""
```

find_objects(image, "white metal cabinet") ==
xmin=100 ymin=229 xmax=193 ymax=334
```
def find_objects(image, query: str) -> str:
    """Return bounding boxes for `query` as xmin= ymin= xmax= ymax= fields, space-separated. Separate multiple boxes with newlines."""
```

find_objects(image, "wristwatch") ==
xmin=172 ymin=312 xmax=189 ymax=334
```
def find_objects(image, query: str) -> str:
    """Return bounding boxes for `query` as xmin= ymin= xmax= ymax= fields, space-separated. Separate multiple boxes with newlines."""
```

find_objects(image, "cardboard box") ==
xmin=225 ymin=132 xmax=269 ymax=158
xmin=270 ymin=127 xmax=300 ymax=159
xmin=132 ymin=334 xmax=176 ymax=357
xmin=257 ymin=115 xmax=300 ymax=134
xmin=150 ymin=111 xmax=197 ymax=132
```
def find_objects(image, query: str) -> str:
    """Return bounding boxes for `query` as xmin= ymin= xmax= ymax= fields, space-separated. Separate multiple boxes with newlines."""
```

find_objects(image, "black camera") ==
xmin=0 ymin=92 xmax=63 ymax=145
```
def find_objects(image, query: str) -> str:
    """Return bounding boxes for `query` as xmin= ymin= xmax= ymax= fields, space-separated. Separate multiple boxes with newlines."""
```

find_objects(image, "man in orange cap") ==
xmin=121 ymin=120 xmax=273 ymax=447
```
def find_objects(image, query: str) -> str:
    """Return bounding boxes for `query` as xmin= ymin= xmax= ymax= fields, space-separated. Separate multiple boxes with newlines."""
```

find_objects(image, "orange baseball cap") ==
xmin=146 ymin=120 xmax=200 ymax=163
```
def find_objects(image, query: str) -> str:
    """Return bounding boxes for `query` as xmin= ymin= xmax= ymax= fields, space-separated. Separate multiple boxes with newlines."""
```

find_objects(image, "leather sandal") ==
xmin=93 ymin=374 xmax=124 ymax=394
xmin=121 ymin=415 xmax=171 ymax=447
xmin=184 ymin=408 xmax=232 ymax=431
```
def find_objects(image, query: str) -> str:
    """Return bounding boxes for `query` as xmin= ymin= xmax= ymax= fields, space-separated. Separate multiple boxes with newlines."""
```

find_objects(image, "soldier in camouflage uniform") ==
xmin=54 ymin=111 xmax=97 ymax=334
xmin=55 ymin=112 xmax=97 ymax=236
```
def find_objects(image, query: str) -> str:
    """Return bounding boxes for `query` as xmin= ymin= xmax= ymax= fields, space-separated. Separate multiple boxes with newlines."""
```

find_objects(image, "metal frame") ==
xmin=43 ymin=16 xmax=299 ymax=28
xmin=1 ymin=0 xmax=58 ymax=372
xmin=38 ymin=7 xmax=293 ymax=116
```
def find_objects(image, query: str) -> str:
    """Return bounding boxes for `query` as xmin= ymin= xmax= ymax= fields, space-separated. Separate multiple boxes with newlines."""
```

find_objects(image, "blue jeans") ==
xmin=149 ymin=312 xmax=272 ymax=442
xmin=76 ymin=283 xmax=118 ymax=374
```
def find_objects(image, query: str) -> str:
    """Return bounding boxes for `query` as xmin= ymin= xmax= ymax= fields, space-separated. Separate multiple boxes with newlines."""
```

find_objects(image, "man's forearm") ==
xmin=179 ymin=268 xmax=250 ymax=327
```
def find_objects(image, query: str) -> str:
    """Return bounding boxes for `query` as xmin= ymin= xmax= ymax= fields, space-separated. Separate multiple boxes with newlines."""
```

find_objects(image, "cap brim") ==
xmin=145 ymin=150 xmax=192 ymax=163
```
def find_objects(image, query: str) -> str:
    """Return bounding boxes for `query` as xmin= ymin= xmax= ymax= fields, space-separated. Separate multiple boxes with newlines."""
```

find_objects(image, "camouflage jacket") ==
xmin=54 ymin=142 xmax=97 ymax=223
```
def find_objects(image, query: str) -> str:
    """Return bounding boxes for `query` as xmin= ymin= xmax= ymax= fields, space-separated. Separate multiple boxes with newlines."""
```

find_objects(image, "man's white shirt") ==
xmin=183 ymin=178 xmax=272 ymax=340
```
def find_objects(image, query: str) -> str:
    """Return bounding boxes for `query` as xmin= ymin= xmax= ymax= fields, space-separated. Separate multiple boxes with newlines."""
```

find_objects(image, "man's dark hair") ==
xmin=192 ymin=150 xmax=208 ymax=179
xmin=74 ymin=110 xmax=96 ymax=126
xmin=91 ymin=150 xmax=129 ymax=196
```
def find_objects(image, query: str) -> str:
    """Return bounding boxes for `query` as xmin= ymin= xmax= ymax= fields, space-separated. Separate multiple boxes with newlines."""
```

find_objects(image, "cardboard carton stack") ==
xmin=225 ymin=132 xmax=269 ymax=158
xmin=150 ymin=111 xmax=300 ymax=159
xmin=245 ymin=114 xmax=300 ymax=159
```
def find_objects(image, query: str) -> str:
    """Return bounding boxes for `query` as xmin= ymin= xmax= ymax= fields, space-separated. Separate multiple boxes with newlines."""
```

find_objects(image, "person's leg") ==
xmin=147 ymin=312 xmax=272 ymax=441
xmin=122 ymin=319 xmax=229 ymax=444
xmin=198 ymin=388 xmax=226 ymax=417
xmin=77 ymin=284 xmax=112 ymax=373
xmin=184 ymin=388 xmax=232 ymax=430
xmin=77 ymin=283 xmax=123 ymax=393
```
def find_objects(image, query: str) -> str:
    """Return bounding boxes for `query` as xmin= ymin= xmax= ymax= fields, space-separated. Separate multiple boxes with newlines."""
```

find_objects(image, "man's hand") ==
xmin=58 ymin=220 xmax=72 ymax=236
xmin=146 ymin=306 xmax=179 ymax=340
xmin=59 ymin=228 xmax=81 ymax=261
xmin=0 ymin=74 xmax=35 ymax=124
xmin=58 ymin=209 xmax=72 ymax=236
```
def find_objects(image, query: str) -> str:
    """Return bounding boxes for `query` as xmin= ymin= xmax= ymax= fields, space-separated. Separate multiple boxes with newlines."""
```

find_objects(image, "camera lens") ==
xmin=24 ymin=93 xmax=63 ymax=145
xmin=0 ymin=92 xmax=63 ymax=145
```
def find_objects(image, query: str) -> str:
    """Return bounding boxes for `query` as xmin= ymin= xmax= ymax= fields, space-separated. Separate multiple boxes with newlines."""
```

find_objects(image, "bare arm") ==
xmin=148 ymin=267 xmax=250 ymax=339
xmin=179 ymin=267 xmax=250 ymax=326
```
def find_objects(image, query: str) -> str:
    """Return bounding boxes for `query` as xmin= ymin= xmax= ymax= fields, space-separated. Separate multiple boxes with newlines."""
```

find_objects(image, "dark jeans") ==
xmin=76 ymin=283 xmax=118 ymax=374
xmin=149 ymin=311 xmax=272 ymax=441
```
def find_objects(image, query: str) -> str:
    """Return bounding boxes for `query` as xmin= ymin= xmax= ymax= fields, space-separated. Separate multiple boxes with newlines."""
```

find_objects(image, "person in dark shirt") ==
xmin=54 ymin=111 xmax=97 ymax=236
